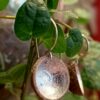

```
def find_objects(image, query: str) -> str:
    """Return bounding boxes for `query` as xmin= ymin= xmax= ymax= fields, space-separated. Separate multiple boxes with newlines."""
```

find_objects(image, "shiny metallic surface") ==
xmin=79 ymin=35 xmax=89 ymax=57
xmin=75 ymin=64 xmax=84 ymax=95
xmin=32 ymin=56 xmax=70 ymax=100
xmin=68 ymin=60 xmax=84 ymax=95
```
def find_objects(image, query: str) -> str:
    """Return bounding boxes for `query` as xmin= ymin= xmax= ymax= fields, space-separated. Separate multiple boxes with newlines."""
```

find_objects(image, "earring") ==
xmin=68 ymin=35 xmax=89 ymax=95
xmin=31 ymin=18 xmax=70 ymax=100
xmin=68 ymin=59 xmax=84 ymax=95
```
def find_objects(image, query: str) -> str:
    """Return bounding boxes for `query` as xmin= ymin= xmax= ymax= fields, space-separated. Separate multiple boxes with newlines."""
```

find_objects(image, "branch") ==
xmin=0 ymin=52 xmax=5 ymax=70
xmin=0 ymin=16 xmax=15 ymax=19
xmin=20 ymin=38 xmax=38 ymax=100
xmin=54 ymin=19 xmax=72 ymax=29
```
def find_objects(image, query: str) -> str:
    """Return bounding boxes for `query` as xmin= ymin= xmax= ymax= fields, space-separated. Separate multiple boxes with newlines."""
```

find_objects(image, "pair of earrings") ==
xmin=68 ymin=35 xmax=89 ymax=95
xmin=31 ymin=19 xmax=89 ymax=100
xmin=31 ymin=18 xmax=70 ymax=100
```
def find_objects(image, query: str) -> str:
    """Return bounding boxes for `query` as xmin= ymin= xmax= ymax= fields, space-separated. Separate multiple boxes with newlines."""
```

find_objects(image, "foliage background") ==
xmin=0 ymin=0 xmax=100 ymax=100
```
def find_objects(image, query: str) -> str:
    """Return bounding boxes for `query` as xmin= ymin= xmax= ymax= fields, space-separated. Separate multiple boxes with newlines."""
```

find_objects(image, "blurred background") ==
xmin=0 ymin=0 xmax=100 ymax=100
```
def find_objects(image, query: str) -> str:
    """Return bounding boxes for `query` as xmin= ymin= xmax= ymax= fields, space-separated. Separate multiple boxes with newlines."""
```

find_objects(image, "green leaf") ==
xmin=43 ymin=23 xmax=66 ymax=53
xmin=14 ymin=2 xmax=37 ymax=41
xmin=74 ymin=8 xmax=90 ymax=24
xmin=32 ymin=6 xmax=51 ymax=37
xmin=62 ymin=92 xmax=86 ymax=100
xmin=14 ymin=1 xmax=51 ymax=40
xmin=47 ymin=0 xmax=59 ymax=9
xmin=81 ymin=41 xmax=100 ymax=90
xmin=66 ymin=28 xmax=83 ymax=57
xmin=0 ymin=0 xmax=9 ymax=10
xmin=63 ymin=0 xmax=78 ymax=5
xmin=0 ymin=63 xmax=26 ymax=84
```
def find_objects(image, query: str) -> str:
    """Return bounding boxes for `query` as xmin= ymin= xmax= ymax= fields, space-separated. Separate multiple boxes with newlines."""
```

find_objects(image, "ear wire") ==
xmin=79 ymin=34 xmax=89 ymax=57
xmin=50 ymin=18 xmax=58 ymax=51
xmin=35 ymin=38 xmax=40 ymax=58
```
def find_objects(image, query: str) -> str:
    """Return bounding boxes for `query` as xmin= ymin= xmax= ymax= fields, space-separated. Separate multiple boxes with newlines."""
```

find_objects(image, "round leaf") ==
xmin=14 ymin=2 xmax=37 ymax=41
xmin=32 ymin=6 xmax=51 ymax=37
xmin=66 ymin=28 xmax=83 ymax=57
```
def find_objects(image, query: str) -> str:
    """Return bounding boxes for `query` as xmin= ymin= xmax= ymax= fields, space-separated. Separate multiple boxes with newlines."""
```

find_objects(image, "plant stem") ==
xmin=55 ymin=19 xmax=72 ymax=29
xmin=20 ymin=38 xmax=38 ymax=100
xmin=0 ymin=16 xmax=15 ymax=19
xmin=0 ymin=52 xmax=5 ymax=71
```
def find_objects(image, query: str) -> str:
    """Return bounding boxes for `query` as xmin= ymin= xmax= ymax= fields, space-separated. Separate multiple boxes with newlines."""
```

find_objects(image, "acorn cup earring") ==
xmin=68 ymin=59 xmax=84 ymax=95
xmin=31 ymin=18 xmax=70 ymax=100
xmin=69 ymin=35 xmax=89 ymax=95
xmin=79 ymin=35 xmax=89 ymax=57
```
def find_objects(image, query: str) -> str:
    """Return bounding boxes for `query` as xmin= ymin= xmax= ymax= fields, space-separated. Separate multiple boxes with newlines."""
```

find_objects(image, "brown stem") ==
xmin=54 ymin=19 xmax=72 ymax=29
xmin=0 ymin=16 xmax=15 ymax=19
xmin=20 ymin=38 xmax=38 ymax=100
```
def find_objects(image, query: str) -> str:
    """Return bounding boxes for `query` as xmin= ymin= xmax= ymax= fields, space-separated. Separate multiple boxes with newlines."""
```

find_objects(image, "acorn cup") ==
xmin=31 ymin=56 xmax=70 ymax=100
xmin=31 ymin=18 xmax=70 ymax=100
xmin=68 ymin=59 xmax=84 ymax=95
xmin=64 ymin=35 xmax=89 ymax=95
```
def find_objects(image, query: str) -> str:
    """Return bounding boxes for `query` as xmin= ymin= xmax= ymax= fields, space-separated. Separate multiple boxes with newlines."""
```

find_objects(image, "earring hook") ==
xmin=35 ymin=38 xmax=40 ymax=58
xmin=45 ymin=18 xmax=58 ymax=58
xmin=79 ymin=34 xmax=89 ymax=57
xmin=82 ymin=34 xmax=89 ymax=52
xmin=50 ymin=18 xmax=58 ymax=51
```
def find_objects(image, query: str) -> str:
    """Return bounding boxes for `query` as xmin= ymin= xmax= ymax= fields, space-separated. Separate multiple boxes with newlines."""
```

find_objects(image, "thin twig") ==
xmin=49 ymin=10 xmax=79 ymax=19
xmin=35 ymin=38 xmax=40 ymax=58
xmin=54 ymin=19 xmax=72 ymax=29
xmin=0 ymin=16 xmax=15 ymax=19
xmin=0 ymin=52 xmax=5 ymax=70
xmin=21 ymin=38 xmax=38 ymax=100
xmin=50 ymin=18 xmax=58 ymax=51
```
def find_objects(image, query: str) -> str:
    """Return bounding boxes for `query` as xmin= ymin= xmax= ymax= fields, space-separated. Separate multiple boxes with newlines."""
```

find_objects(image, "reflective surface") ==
xmin=79 ymin=36 xmax=89 ymax=57
xmin=75 ymin=63 xmax=84 ymax=95
xmin=68 ymin=60 xmax=84 ymax=95
xmin=32 ymin=56 xmax=70 ymax=100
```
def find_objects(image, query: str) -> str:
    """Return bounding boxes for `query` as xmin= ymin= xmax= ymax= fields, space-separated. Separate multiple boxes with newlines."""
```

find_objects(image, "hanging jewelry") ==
xmin=31 ymin=19 xmax=70 ymax=100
